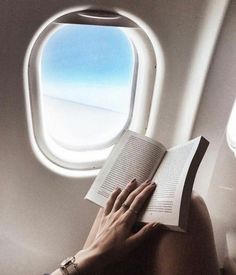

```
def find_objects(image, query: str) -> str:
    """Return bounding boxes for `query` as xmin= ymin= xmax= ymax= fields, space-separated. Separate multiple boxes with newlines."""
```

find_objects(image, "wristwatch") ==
xmin=60 ymin=256 xmax=79 ymax=275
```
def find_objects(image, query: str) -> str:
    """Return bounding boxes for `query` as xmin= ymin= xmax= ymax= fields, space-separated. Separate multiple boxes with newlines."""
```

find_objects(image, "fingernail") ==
xmin=131 ymin=178 xmax=136 ymax=183
xmin=151 ymin=182 xmax=156 ymax=187
xmin=143 ymin=179 xmax=151 ymax=185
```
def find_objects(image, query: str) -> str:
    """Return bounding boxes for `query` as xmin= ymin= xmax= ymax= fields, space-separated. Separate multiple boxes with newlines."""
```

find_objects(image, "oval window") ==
xmin=25 ymin=8 xmax=159 ymax=172
xmin=41 ymin=24 xmax=136 ymax=151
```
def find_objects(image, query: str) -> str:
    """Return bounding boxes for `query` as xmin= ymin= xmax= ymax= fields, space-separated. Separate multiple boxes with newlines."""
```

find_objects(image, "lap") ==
xmin=148 ymin=193 xmax=220 ymax=275
xmin=85 ymin=193 xmax=220 ymax=275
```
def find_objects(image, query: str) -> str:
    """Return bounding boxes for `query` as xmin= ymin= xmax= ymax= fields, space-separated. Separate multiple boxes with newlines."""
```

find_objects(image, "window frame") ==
xmin=227 ymin=100 xmax=236 ymax=156
xmin=24 ymin=7 xmax=163 ymax=175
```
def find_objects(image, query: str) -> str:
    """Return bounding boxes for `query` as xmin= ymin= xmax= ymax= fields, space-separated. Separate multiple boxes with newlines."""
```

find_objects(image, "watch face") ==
xmin=60 ymin=256 xmax=75 ymax=268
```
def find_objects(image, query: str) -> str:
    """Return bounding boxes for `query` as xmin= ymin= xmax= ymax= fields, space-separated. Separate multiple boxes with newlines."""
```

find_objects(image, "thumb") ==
xmin=126 ymin=222 xmax=160 ymax=250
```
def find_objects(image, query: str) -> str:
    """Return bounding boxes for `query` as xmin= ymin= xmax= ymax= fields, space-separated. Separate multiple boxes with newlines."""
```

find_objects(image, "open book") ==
xmin=85 ymin=130 xmax=209 ymax=232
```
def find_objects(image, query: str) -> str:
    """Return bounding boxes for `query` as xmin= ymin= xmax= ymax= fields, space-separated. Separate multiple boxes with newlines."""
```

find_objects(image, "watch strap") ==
xmin=60 ymin=256 xmax=80 ymax=275
xmin=60 ymin=265 xmax=79 ymax=275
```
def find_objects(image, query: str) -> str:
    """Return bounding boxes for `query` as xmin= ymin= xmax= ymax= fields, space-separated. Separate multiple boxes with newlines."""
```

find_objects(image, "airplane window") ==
xmin=41 ymin=24 xmax=136 ymax=151
xmin=227 ymin=100 xmax=236 ymax=154
xmin=25 ymin=9 xmax=158 ymax=172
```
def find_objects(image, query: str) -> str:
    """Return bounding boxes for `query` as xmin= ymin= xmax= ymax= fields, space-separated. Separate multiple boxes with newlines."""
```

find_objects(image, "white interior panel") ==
xmin=0 ymin=0 xmax=233 ymax=274
xmin=192 ymin=1 xmax=236 ymax=267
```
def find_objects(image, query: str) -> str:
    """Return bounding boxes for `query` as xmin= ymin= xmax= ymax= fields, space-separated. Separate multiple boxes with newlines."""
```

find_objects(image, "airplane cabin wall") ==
xmin=192 ymin=0 xmax=236 ymax=268
xmin=0 ymin=0 xmax=234 ymax=274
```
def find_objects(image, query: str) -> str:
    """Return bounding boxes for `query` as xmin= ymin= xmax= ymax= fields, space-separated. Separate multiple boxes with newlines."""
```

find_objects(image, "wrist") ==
xmin=74 ymin=246 xmax=102 ymax=274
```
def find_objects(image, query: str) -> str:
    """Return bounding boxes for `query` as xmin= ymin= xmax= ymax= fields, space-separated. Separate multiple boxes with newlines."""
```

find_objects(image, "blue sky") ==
xmin=41 ymin=24 xmax=134 ymax=86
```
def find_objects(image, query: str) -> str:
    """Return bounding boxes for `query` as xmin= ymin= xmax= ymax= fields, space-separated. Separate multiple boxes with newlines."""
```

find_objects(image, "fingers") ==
xmin=123 ymin=181 xmax=156 ymax=225
xmin=123 ymin=180 xmax=153 ymax=209
xmin=104 ymin=188 xmax=121 ymax=215
xmin=128 ymin=182 xmax=156 ymax=213
xmin=112 ymin=178 xmax=137 ymax=211
xmin=105 ymin=179 xmax=156 ymax=219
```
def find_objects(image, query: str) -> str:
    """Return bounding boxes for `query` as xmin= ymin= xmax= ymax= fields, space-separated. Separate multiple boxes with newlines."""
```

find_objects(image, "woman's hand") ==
xmin=74 ymin=179 xmax=159 ymax=274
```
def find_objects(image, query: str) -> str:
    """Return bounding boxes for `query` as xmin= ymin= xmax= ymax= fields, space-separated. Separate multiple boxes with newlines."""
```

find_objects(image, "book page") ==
xmin=85 ymin=131 xmax=166 ymax=207
xmin=140 ymin=138 xmax=200 ymax=226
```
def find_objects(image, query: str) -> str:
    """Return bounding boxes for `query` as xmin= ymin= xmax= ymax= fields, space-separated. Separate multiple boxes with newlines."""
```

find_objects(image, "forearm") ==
xmin=83 ymin=209 xmax=103 ymax=249
xmin=51 ymin=268 xmax=63 ymax=275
